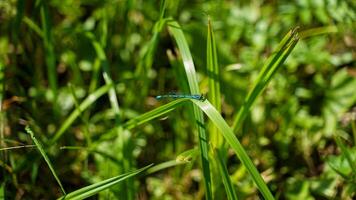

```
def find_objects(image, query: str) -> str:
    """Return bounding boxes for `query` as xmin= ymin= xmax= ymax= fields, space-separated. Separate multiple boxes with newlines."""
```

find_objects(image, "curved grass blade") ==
xmin=58 ymin=164 xmax=153 ymax=200
xmin=51 ymin=84 xmax=113 ymax=143
xmin=168 ymin=20 xmax=212 ymax=199
xmin=123 ymin=98 xmax=187 ymax=130
xmin=192 ymin=99 xmax=274 ymax=200
xmin=232 ymin=27 xmax=299 ymax=133
xmin=25 ymin=126 xmax=66 ymax=195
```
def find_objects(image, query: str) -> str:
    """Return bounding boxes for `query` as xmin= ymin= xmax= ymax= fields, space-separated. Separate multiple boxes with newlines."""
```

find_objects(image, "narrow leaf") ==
xmin=25 ymin=126 xmax=66 ymax=195
xmin=232 ymin=27 xmax=299 ymax=133
xmin=58 ymin=164 xmax=153 ymax=200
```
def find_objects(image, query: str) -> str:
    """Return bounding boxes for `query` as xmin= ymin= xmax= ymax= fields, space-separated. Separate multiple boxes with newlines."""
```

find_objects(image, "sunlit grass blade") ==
xmin=192 ymin=99 xmax=274 ymax=200
xmin=51 ymin=84 xmax=113 ymax=143
xmin=40 ymin=0 xmax=57 ymax=101
xmin=168 ymin=20 xmax=212 ymax=199
xmin=123 ymin=98 xmax=187 ymax=130
xmin=207 ymin=18 xmax=223 ymax=147
xmin=58 ymin=164 xmax=153 ymax=200
xmin=215 ymin=148 xmax=238 ymax=200
xmin=232 ymin=27 xmax=299 ymax=133
xmin=85 ymin=32 xmax=121 ymax=124
xmin=334 ymin=136 xmax=356 ymax=174
xmin=25 ymin=126 xmax=66 ymax=195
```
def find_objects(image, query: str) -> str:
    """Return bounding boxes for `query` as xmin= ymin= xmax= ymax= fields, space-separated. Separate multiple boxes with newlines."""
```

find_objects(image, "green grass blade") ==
xmin=85 ymin=32 xmax=121 ymax=124
xmin=146 ymin=160 xmax=185 ymax=175
xmin=25 ymin=126 xmax=66 ymax=195
xmin=232 ymin=27 xmax=299 ymax=133
xmin=124 ymin=98 xmax=187 ymax=130
xmin=215 ymin=148 xmax=238 ymax=200
xmin=51 ymin=84 xmax=113 ymax=143
xmin=192 ymin=99 xmax=275 ymax=200
xmin=300 ymin=26 xmax=338 ymax=39
xmin=68 ymin=84 xmax=91 ymax=146
xmin=40 ymin=0 xmax=57 ymax=101
xmin=168 ymin=20 xmax=212 ymax=200
xmin=207 ymin=18 xmax=223 ymax=147
xmin=58 ymin=164 xmax=153 ymax=200
xmin=23 ymin=16 xmax=43 ymax=38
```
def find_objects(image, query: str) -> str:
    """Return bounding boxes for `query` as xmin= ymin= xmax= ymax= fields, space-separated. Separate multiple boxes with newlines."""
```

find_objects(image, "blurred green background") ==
xmin=0 ymin=0 xmax=355 ymax=199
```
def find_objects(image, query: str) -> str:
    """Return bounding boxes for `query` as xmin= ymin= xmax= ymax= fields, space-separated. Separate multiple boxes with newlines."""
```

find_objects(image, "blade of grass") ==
xmin=300 ymin=26 xmax=338 ymax=39
xmin=207 ymin=18 xmax=234 ymax=199
xmin=68 ymin=83 xmax=91 ymax=146
xmin=215 ymin=148 xmax=238 ymax=200
xmin=58 ymin=164 xmax=153 ymax=200
xmin=192 ymin=99 xmax=274 ymax=200
xmin=51 ymin=84 xmax=113 ymax=143
xmin=23 ymin=16 xmax=43 ymax=38
xmin=207 ymin=18 xmax=223 ymax=147
xmin=232 ymin=27 xmax=299 ymax=133
xmin=25 ymin=126 xmax=66 ymax=195
xmin=85 ymin=32 xmax=121 ymax=124
xmin=146 ymin=160 xmax=184 ymax=175
xmin=40 ymin=0 xmax=57 ymax=101
xmin=0 ymin=145 xmax=36 ymax=151
xmin=124 ymin=98 xmax=187 ymax=130
xmin=168 ymin=20 xmax=212 ymax=200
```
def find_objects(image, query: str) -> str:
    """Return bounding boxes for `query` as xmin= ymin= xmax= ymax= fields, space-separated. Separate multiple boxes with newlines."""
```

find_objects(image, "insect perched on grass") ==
xmin=155 ymin=93 xmax=206 ymax=101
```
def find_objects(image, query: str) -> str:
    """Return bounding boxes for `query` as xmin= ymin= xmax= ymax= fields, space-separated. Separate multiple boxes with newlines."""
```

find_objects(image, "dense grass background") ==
xmin=0 ymin=0 xmax=355 ymax=199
